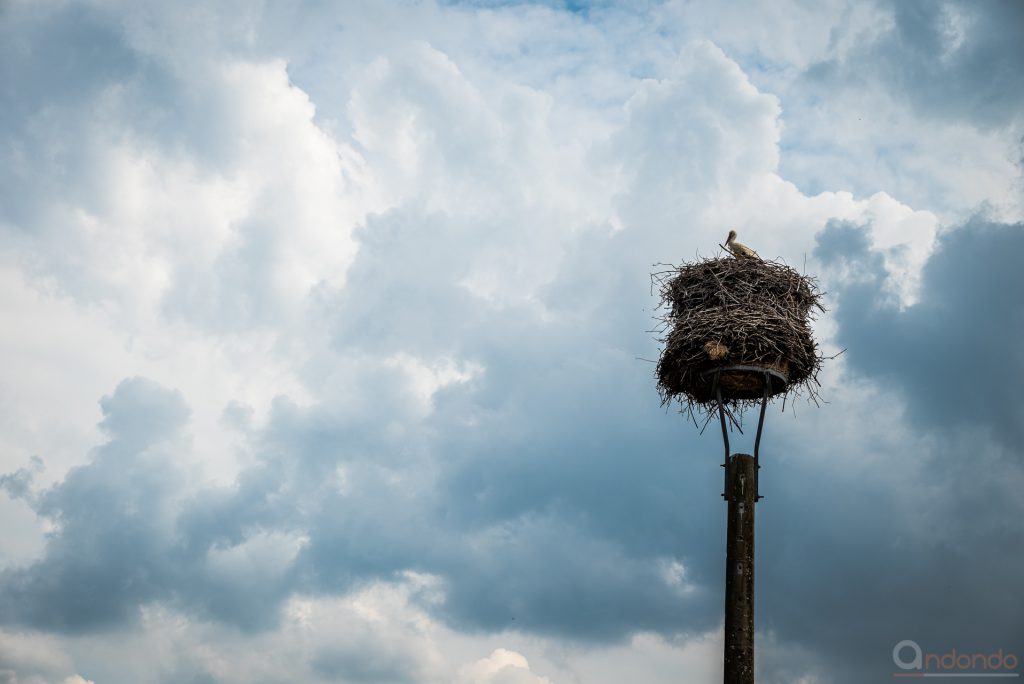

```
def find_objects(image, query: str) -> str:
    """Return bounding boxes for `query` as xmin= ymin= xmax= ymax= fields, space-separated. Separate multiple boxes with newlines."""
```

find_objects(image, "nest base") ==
xmin=694 ymin=364 xmax=789 ymax=402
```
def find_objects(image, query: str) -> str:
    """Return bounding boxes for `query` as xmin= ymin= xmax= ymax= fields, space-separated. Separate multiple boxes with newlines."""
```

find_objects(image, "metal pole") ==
xmin=723 ymin=453 xmax=756 ymax=684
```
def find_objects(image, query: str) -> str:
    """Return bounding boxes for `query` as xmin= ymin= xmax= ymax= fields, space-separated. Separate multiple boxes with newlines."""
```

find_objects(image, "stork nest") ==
xmin=652 ymin=256 xmax=825 ymax=420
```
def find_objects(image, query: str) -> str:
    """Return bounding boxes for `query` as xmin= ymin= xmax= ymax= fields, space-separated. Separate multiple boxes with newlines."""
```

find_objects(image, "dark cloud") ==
xmin=0 ymin=378 xmax=290 ymax=633
xmin=755 ymin=445 xmax=1024 ymax=682
xmin=0 ymin=456 xmax=43 ymax=503
xmin=0 ymin=3 xmax=138 ymax=129
xmin=0 ymin=3 xmax=139 ymax=230
xmin=821 ymin=217 xmax=1024 ymax=448
xmin=806 ymin=0 xmax=1024 ymax=128
xmin=306 ymin=203 xmax=728 ymax=639
xmin=767 ymin=449 xmax=1018 ymax=675
xmin=738 ymin=217 xmax=1024 ymax=682
xmin=97 ymin=377 xmax=191 ymax=447
xmin=0 ymin=379 xmax=187 ymax=632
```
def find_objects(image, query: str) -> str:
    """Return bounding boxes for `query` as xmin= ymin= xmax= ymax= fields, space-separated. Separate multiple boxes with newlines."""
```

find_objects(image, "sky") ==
xmin=1 ymin=1 xmax=1022 ymax=682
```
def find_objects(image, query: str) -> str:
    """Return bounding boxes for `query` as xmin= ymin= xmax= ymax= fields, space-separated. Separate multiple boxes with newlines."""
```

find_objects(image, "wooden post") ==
xmin=724 ymin=453 xmax=756 ymax=683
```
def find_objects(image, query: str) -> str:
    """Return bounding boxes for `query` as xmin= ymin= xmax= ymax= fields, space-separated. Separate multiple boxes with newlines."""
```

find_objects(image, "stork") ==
xmin=724 ymin=230 xmax=760 ymax=259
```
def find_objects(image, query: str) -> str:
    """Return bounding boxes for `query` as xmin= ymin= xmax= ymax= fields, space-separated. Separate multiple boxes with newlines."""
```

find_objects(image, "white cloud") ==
xmin=0 ymin=629 xmax=79 ymax=684
xmin=457 ymin=648 xmax=553 ymax=684
xmin=384 ymin=353 xmax=485 ymax=413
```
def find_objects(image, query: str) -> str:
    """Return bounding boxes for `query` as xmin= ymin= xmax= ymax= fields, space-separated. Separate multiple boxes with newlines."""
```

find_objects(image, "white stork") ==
xmin=725 ymin=230 xmax=760 ymax=259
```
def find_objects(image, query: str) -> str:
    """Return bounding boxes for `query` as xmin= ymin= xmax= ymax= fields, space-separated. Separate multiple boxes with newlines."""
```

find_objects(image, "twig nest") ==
xmin=653 ymin=257 xmax=824 ymax=414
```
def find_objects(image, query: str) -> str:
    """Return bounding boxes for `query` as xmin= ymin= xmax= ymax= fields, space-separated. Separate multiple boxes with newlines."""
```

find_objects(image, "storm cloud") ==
xmin=822 ymin=217 xmax=1024 ymax=448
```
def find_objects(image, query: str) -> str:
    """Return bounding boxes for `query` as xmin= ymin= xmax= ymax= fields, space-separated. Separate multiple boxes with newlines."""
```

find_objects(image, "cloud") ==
xmin=692 ymin=0 xmax=1024 ymax=223
xmin=0 ymin=19 xmax=784 ymax=645
xmin=806 ymin=0 xmax=1024 ymax=129
xmin=97 ymin=379 xmax=190 ymax=447
xmin=821 ymin=216 xmax=1024 ymax=448
xmin=457 ymin=649 xmax=553 ymax=684
xmin=734 ymin=215 xmax=1024 ymax=682
xmin=0 ymin=379 xmax=189 ymax=633
xmin=1 ymin=1 xmax=1022 ymax=683
xmin=2 ymin=5 xmax=369 ymax=339
xmin=0 ymin=629 xmax=81 ymax=684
